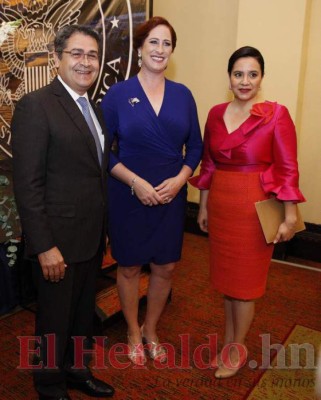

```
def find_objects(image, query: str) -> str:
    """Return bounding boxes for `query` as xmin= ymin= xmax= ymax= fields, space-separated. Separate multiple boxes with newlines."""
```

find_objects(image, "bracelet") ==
xmin=130 ymin=176 xmax=137 ymax=196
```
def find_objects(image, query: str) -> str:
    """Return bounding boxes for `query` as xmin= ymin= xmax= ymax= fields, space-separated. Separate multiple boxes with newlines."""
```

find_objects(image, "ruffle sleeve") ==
xmin=189 ymin=120 xmax=215 ymax=189
xmin=260 ymin=105 xmax=306 ymax=203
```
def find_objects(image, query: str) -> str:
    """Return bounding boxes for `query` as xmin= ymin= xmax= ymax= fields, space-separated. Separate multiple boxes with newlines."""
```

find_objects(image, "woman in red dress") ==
xmin=190 ymin=46 xmax=305 ymax=378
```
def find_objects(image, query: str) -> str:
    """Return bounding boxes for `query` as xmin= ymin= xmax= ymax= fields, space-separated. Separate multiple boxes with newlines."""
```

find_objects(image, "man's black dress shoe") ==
xmin=67 ymin=376 xmax=114 ymax=397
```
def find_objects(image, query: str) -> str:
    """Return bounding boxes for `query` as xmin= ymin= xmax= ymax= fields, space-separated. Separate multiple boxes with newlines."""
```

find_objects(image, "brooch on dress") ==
xmin=250 ymin=102 xmax=276 ymax=125
xmin=128 ymin=97 xmax=140 ymax=107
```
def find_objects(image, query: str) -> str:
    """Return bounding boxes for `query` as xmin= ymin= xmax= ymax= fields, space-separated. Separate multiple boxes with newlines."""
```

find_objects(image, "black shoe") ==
xmin=67 ymin=377 xmax=114 ymax=397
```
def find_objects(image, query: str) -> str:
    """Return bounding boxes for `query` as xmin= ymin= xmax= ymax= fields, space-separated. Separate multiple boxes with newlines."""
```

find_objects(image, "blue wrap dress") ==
xmin=101 ymin=76 xmax=202 ymax=266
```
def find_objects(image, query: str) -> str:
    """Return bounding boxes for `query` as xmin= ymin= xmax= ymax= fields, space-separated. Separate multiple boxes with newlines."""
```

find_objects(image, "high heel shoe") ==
xmin=141 ymin=326 xmax=167 ymax=362
xmin=214 ymin=347 xmax=247 ymax=379
xmin=210 ymin=352 xmax=223 ymax=368
xmin=127 ymin=335 xmax=146 ymax=366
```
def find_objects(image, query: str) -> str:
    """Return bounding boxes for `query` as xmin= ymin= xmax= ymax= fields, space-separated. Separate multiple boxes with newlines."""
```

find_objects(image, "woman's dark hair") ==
xmin=133 ymin=16 xmax=177 ymax=51
xmin=228 ymin=46 xmax=265 ymax=76
xmin=54 ymin=25 xmax=101 ymax=59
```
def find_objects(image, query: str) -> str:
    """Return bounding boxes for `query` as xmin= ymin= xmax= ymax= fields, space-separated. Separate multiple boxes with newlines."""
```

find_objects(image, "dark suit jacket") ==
xmin=11 ymin=77 xmax=109 ymax=264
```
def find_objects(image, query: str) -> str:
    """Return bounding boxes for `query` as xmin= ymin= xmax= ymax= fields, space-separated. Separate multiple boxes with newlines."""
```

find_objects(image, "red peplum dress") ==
xmin=190 ymin=101 xmax=305 ymax=299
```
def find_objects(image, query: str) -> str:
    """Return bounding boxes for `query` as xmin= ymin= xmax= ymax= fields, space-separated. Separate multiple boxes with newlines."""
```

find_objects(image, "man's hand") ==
xmin=38 ymin=247 xmax=67 ymax=282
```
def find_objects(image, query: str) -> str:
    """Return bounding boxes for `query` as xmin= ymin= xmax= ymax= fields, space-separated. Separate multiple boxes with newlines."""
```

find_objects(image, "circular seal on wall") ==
xmin=79 ymin=0 xmax=146 ymax=103
xmin=0 ymin=0 xmax=146 ymax=241
xmin=0 ymin=0 xmax=146 ymax=160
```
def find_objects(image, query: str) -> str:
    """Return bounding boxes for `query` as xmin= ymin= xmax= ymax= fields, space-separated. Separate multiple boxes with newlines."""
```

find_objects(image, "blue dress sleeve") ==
xmin=184 ymin=91 xmax=203 ymax=171
xmin=189 ymin=114 xmax=216 ymax=189
xmin=101 ymin=86 xmax=120 ymax=171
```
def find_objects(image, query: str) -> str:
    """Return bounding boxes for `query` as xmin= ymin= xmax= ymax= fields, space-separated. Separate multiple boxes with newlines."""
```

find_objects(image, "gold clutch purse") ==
xmin=255 ymin=198 xmax=306 ymax=243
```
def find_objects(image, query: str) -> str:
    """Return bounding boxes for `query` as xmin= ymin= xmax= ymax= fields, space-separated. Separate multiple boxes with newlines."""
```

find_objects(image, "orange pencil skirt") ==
xmin=207 ymin=169 xmax=274 ymax=300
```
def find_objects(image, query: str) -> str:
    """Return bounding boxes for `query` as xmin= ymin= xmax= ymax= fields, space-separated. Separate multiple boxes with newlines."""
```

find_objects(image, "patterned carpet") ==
xmin=246 ymin=324 xmax=321 ymax=399
xmin=0 ymin=233 xmax=320 ymax=400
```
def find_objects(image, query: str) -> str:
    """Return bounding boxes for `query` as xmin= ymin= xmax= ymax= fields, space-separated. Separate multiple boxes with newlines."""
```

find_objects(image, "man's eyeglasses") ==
xmin=62 ymin=50 xmax=99 ymax=62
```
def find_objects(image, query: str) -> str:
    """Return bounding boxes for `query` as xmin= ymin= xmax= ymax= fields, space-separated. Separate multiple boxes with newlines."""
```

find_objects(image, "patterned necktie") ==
xmin=77 ymin=97 xmax=103 ymax=165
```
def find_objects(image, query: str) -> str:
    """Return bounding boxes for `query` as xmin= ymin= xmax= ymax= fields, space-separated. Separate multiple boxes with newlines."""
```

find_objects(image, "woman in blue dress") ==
xmin=101 ymin=16 xmax=202 ymax=365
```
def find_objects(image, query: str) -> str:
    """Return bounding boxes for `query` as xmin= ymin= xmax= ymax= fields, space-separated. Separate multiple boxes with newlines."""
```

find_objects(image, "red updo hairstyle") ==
xmin=133 ymin=16 xmax=177 ymax=51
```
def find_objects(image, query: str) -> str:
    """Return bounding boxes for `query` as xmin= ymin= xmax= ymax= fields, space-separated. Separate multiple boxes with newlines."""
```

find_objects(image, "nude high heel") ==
xmin=141 ymin=326 xmax=167 ymax=362
xmin=214 ymin=346 xmax=247 ymax=379
xmin=127 ymin=335 xmax=146 ymax=366
xmin=210 ymin=352 xmax=223 ymax=368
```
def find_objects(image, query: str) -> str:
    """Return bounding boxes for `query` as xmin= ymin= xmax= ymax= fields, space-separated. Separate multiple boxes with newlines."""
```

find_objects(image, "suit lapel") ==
xmin=91 ymin=99 xmax=109 ymax=171
xmin=51 ymin=78 xmax=101 ymax=169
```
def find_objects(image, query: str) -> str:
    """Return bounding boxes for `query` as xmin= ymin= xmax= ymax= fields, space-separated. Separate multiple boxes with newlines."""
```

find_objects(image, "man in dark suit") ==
xmin=12 ymin=25 xmax=114 ymax=400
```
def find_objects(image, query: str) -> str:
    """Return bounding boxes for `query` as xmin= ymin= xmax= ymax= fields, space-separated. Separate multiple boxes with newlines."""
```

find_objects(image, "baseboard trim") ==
xmin=184 ymin=201 xmax=321 ymax=263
